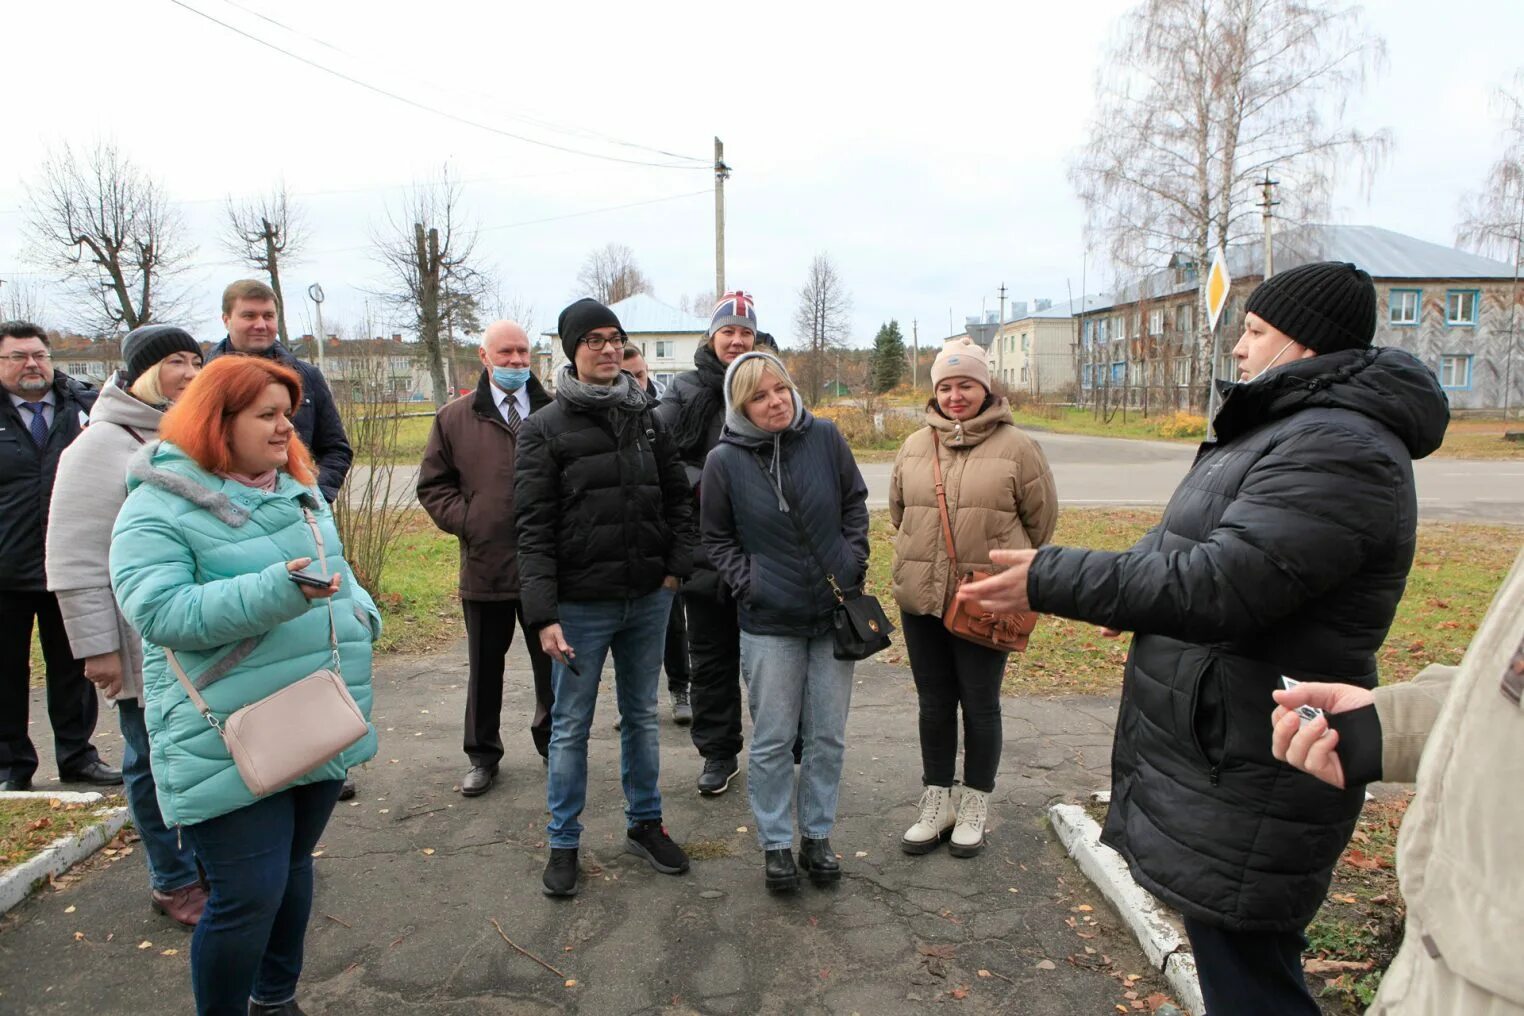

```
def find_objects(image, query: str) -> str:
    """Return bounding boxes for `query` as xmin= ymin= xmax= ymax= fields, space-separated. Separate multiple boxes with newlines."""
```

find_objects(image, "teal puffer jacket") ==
xmin=109 ymin=441 xmax=380 ymax=827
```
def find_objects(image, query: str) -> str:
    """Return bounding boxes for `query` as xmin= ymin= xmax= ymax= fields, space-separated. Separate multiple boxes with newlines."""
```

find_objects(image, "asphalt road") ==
xmin=356 ymin=429 xmax=1524 ymax=525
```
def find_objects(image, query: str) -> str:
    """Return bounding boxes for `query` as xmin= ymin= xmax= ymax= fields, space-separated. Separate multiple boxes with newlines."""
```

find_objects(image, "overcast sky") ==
xmin=2 ymin=0 xmax=1519 ymax=349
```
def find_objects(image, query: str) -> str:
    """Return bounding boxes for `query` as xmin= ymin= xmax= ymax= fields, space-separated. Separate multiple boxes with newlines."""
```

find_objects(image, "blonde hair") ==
xmin=727 ymin=355 xmax=798 ymax=409
xmin=128 ymin=361 xmax=168 ymax=406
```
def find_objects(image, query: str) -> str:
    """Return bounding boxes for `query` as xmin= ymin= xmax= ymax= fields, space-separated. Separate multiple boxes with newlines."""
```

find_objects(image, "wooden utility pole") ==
xmin=714 ymin=137 xmax=730 ymax=297
xmin=1259 ymin=171 xmax=1280 ymax=278
xmin=911 ymin=319 xmax=919 ymax=388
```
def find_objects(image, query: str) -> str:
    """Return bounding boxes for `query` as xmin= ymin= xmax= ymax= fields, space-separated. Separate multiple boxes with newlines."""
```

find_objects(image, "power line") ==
xmin=167 ymin=0 xmax=709 ymax=170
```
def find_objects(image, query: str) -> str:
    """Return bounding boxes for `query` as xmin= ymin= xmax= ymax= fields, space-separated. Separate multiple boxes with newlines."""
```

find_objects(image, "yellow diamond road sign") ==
xmin=1205 ymin=248 xmax=1231 ymax=331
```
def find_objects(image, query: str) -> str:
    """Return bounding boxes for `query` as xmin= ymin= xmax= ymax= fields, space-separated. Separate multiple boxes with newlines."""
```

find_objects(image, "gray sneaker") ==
xmin=670 ymin=689 xmax=693 ymax=726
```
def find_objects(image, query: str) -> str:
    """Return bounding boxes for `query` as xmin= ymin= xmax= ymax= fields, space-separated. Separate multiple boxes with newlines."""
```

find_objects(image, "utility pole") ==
xmin=714 ymin=137 xmax=729 ymax=297
xmin=997 ymin=282 xmax=1008 ymax=384
xmin=307 ymin=283 xmax=327 ymax=375
xmin=911 ymin=319 xmax=919 ymax=388
xmin=1259 ymin=170 xmax=1280 ymax=278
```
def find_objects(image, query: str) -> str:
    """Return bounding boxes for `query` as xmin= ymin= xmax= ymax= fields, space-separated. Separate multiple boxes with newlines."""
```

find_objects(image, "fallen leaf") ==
xmin=379 ymin=808 xmax=390 ymax=814
xmin=564 ymin=979 xmax=577 ymax=988
xmin=73 ymin=931 xmax=85 ymax=941
xmin=949 ymin=986 xmax=969 ymax=999
xmin=736 ymin=826 xmax=748 ymax=833
xmin=854 ymin=851 xmax=868 ymax=858
xmin=1036 ymin=959 xmax=1057 ymax=971
xmin=421 ymin=848 xmax=435 ymax=856
xmin=311 ymin=850 xmax=325 ymax=858
xmin=161 ymin=948 xmax=179 ymax=956
xmin=64 ymin=905 xmax=76 ymax=914
xmin=1076 ymin=904 xmax=1094 ymax=912
xmin=977 ymin=969 xmax=992 ymax=978
xmin=138 ymin=940 xmax=153 ymax=950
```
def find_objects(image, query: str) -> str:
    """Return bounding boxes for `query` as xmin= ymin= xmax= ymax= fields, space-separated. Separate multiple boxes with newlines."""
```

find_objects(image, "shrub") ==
xmin=1155 ymin=412 xmax=1207 ymax=439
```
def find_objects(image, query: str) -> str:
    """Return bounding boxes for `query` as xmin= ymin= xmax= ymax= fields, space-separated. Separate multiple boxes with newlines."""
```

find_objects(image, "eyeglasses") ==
xmin=578 ymin=335 xmax=621 ymax=352
xmin=1 ymin=351 xmax=51 ymax=365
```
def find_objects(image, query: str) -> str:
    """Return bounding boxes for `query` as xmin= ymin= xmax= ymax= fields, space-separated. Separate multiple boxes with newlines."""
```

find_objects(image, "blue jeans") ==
xmin=546 ymin=587 xmax=674 ymax=849
xmin=181 ymin=780 xmax=343 ymax=1016
xmin=739 ymin=631 xmax=855 ymax=851
xmin=117 ymin=700 xmax=199 ymax=892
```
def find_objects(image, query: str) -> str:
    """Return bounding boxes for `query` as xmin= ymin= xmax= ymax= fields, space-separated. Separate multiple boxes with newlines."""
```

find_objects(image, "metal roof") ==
xmin=1019 ymin=293 xmax=1113 ymax=320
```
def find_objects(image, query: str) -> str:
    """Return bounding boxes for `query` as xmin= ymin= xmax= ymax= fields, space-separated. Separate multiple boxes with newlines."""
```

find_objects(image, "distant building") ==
xmin=988 ymin=296 xmax=1109 ymax=399
xmin=542 ymin=293 xmax=710 ymax=392
xmin=48 ymin=336 xmax=123 ymax=386
xmin=1075 ymin=224 xmax=1523 ymax=413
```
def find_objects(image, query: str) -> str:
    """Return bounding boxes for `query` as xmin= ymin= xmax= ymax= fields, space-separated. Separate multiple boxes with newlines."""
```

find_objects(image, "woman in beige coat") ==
xmin=889 ymin=338 xmax=1057 ymax=857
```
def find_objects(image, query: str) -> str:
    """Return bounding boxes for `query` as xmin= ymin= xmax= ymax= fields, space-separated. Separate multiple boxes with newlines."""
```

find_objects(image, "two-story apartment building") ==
xmin=988 ymin=297 xmax=1107 ymax=399
xmin=1075 ymin=224 xmax=1522 ymax=413
xmin=542 ymin=293 xmax=709 ymax=391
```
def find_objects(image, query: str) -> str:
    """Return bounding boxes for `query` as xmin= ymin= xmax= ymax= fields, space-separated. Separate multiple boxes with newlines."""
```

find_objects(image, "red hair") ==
xmin=160 ymin=356 xmax=317 ymax=486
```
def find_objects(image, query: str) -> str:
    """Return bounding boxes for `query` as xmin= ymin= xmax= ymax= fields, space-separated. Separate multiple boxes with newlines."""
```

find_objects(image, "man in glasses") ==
xmin=514 ymin=298 xmax=697 ymax=897
xmin=0 ymin=320 xmax=120 ymax=790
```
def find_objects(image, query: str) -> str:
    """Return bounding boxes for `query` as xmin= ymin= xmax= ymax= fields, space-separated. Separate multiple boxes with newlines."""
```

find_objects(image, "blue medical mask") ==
xmin=491 ymin=365 xmax=531 ymax=391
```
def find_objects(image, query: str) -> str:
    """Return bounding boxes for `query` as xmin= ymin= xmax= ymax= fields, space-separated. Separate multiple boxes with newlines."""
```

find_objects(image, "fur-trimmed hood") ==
xmin=126 ymin=440 xmax=321 ymax=528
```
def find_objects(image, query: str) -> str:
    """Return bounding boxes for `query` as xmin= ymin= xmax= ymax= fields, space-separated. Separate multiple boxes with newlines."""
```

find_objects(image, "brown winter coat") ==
xmin=888 ymin=398 xmax=1058 ymax=617
xmin=416 ymin=370 xmax=551 ymax=601
xmin=1367 ymin=548 xmax=1524 ymax=1015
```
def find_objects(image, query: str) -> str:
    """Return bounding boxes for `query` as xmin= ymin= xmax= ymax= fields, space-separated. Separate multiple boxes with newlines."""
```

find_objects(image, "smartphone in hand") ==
xmin=288 ymin=567 xmax=335 ymax=590
xmin=1280 ymin=676 xmax=1323 ymax=728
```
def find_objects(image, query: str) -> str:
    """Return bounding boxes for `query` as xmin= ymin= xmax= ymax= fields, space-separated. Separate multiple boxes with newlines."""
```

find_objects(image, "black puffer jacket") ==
xmin=702 ymin=411 xmax=870 ymax=637
xmin=0 ymin=372 xmax=98 ymax=591
xmin=514 ymin=387 xmax=696 ymax=629
xmin=655 ymin=346 xmax=728 ymax=598
xmin=204 ymin=338 xmax=352 ymax=502
xmin=1028 ymin=347 xmax=1449 ymax=932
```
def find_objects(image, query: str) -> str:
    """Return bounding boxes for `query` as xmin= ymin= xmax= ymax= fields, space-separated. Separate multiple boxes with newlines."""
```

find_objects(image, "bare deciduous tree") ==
xmin=1459 ymin=74 xmax=1524 ymax=262
xmin=1070 ymin=0 xmax=1388 ymax=408
xmin=225 ymin=184 xmax=304 ymax=346
xmin=1 ymin=278 xmax=48 ymax=324
xmin=679 ymin=289 xmax=716 ymax=317
xmin=26 ymin=141 xmax=190 ymax=333
xmin=575 ymin=243 xmax=652 ymax=305
xmin=792 ymin=254 xmax=853 ymax=407
xmin=372 ymin=167 xmax=486 ymax=408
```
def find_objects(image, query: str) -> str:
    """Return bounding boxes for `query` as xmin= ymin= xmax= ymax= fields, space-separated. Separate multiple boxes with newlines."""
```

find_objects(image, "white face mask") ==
xmin=1243 ymin=339 xmax=1298 ymax=384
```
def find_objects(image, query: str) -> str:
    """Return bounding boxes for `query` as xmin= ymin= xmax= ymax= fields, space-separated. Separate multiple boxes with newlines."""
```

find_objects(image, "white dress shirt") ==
xmin=490 ymin=382 xmax=530 ymax=426
xmin=9 ymin=390 xmax=55 ymax=431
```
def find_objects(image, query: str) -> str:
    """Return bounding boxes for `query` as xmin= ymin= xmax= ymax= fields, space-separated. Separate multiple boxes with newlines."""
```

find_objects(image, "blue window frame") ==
xmin=1389 ymin=289 xmax=1421 ymax=326
xmin=1445 ymin=290 xmax=1479 ymax=326
xmin=1110 ymin=362 xmax=1125 ymax=385
xmin=1438 ymin=354 xmax=1472 ymax=390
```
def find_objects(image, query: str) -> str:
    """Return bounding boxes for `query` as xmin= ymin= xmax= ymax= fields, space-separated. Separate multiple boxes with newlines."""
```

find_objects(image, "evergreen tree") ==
xmin=871 ymin=319 xmax=907 ymax=393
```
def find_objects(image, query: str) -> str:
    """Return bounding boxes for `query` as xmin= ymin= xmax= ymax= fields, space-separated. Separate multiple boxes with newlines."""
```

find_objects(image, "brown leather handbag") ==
xmin=933 ymin=449 xmax=1039 ymax=653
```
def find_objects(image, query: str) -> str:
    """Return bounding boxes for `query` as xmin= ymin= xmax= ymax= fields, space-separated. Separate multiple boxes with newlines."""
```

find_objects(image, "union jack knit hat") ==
xmin=708 ymin=291 xmax=758 ymax=337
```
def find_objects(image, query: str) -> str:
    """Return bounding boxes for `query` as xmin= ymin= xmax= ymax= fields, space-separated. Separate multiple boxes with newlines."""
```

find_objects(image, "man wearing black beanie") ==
xmin=515 ymin=297 xmax=697 ymax=897
xmin=955 ymin=261 xmax=1451 ymax=1015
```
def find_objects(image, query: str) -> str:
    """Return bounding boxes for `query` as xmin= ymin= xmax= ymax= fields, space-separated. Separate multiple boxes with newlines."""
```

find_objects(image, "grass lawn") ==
xmin=0 ymin=797 xmax=110 ymax=871
xmin=1428 ymin=418 xmax=1524 ymax=460
xmin=862 ymin=507 xmax=1521 ymax=697
xmin=369 ymin=511 xmax=464 ymax=654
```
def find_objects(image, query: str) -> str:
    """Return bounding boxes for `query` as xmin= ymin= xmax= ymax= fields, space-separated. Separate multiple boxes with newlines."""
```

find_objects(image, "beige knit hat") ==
xmin=931 ymin=337 xmax=990 ymax=389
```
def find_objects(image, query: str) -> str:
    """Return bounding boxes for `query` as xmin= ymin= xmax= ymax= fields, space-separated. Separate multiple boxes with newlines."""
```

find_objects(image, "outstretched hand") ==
xmin=955 ymin=549 xmax=1038 ymax=613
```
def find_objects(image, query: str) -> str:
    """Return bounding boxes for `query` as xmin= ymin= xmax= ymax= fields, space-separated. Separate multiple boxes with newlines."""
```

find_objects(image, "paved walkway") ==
xmin=0 ymin=643 xmax=1171 ymax=1015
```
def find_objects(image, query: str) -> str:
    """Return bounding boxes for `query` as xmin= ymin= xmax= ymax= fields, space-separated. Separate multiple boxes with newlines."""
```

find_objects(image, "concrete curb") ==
xmin=1049 ymin=803 xmax=1206 ymax=1016
xmin=0 ymin=798 xmax=130 ymax=917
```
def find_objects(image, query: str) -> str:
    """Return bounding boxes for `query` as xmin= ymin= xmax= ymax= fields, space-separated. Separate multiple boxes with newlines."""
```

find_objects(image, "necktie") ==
xmin=21 ymin=402 xmax=48 ymax=447
xmin=504 ymin=398 xmax=521 ymax=435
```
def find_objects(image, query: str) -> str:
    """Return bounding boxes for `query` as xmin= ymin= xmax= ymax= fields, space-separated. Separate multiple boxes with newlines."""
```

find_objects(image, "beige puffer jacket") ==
xmin=1368 ymin=548 xmax=1524 ymax=1014
xmin=889 ymin=398 xmax=1057 ymax=617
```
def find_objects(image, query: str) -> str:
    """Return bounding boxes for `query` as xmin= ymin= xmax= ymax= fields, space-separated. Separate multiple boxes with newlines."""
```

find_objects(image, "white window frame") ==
xmin=1389 ymin=289 xmax=1420 ymax=326
xmin=1445 ymin=290 xmax=1478 ymax=326
xmin=1438 ymin=354 xmax=1472 ymax=389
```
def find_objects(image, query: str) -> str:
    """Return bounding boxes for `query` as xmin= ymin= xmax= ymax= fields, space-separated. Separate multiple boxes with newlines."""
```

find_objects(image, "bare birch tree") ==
xmin=1070 ymin=0 xmax=1388 ymax=409
xmin=225 ymin=184 xmax=304 ymax=346
xmin=575 ymin=243 xmax=652 ymax=305
xmin=792 ymin=254 xmax=853 ymax=406
xmin=0 ymin=278 xmax=48 ymax=324
xmin=25 ymin=141 xmax=190 ymax=333
xmin=372 ymin=167 xmax=486 ymax=408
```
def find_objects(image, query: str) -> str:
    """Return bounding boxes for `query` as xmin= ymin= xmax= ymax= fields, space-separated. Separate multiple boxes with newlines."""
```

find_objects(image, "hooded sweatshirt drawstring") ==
xmin=720 ymin=350 xmax=803 ymax=514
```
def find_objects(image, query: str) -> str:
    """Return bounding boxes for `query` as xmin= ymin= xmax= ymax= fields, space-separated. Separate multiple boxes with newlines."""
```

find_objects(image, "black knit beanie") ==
xmin=557 ymin=298 xmax=625 ymax=362
xmin=121 ymin=324 xmax=202 ymax=385
xmin=1243 ymin=261 xmax=1376 ymax=354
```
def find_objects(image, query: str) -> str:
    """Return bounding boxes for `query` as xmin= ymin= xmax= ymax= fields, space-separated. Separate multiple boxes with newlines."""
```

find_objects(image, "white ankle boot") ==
xmin=949 ymin=787 xmax=989 ymax=857
xmin=901 ymin=785 xmax=957 ymax=854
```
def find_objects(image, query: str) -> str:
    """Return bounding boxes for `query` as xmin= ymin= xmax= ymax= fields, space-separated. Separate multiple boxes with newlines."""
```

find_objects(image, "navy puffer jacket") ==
xmin=1027 ymin=346 xmax=1449 ymax=932
xmin=700 ymin=354 xmax=870 ymax=637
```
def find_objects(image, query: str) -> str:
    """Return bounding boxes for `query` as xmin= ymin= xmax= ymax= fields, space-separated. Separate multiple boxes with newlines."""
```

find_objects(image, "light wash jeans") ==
xmin=546 ymin=587 xmax=674 ymax=849
xmin=118 ymin=699 xmax=199 ymax=891
xmin=739 ymin=630 xmax=854 ymax=851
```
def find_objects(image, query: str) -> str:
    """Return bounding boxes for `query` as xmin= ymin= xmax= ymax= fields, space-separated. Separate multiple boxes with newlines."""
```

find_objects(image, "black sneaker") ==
xmin=765 ymin=848 xmax=799 ymax=892
xmin=542 ymin=848 xmax=579 ymax=897
xmin=670 ymin=689 xmax=693 ymax=726
xmin=626 ymin=819 xmax=690 ymax=875
xmin=797 ymin=837 xmax=841 ymax=886
xmin=696 ymin=755 xmax=739 ymax=796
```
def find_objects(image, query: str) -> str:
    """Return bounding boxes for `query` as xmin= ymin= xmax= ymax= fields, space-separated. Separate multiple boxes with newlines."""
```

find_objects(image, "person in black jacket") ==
xmin=516 ymin=298 xmax=698 ymax=898
xmin=0 ymin=320 xmax=119 ymax=790
xmin=655 ymin=292 xmax=758 ymax=795
xmin=958 ymin=262 xmax=1450 ymax=1016
xmin=203 ymin=280 xmax=352 ymax=503
xmin=702 ymin=351 xmax=869 ymax=893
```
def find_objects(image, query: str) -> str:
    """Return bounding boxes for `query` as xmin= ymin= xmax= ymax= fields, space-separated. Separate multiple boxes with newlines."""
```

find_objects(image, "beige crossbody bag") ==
xmin=164 ymin=508 xmax=369 ymax=798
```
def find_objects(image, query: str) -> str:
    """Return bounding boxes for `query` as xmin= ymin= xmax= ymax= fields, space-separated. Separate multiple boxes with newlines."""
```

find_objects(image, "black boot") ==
xmin=764 ymin=848 xmax=799 ymax=893
xmin=797 ymin=837 xmax=841 ymax=886
xmin=249 ymin=1001 xmax=307 ymax=1015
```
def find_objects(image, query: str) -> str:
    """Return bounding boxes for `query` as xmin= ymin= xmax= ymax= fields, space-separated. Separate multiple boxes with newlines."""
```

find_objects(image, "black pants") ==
xmin=684 ymin=591 xmax=742 ymax=760
xmin=1183 ymin=916 xmax=1320 ymax=1016
xmin=900 ymin=611 xmax=1007 ymax=793
xmin=0 ymin=589 xmax=100 ymax=782
xmin=462 ymin=598 xmax=554 ymax=766
xmin=663 ymin=595 xmax=690 ymax=693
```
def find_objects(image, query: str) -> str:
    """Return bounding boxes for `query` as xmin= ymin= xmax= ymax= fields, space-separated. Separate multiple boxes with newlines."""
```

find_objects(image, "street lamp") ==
xmin=307 ymin=283 xmax=327 ymax=373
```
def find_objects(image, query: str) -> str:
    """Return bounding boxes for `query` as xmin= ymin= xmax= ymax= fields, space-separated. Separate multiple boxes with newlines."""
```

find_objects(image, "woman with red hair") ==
xmin=110 ymin=355 xmax=380 ymax=1016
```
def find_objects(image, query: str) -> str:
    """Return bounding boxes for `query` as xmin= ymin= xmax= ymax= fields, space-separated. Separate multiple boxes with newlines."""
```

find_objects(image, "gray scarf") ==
xmin=555 ymin=365 xmax=650 ymax=433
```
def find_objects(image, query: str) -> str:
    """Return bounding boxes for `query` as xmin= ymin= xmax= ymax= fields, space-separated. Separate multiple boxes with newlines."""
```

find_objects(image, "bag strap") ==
xmin=164 ymin=505 xmax=341 ymax=732
xmin=931 ymin=445 xmax=960 ymax=574
xmin=117 ymin=423 xmax=148 ymax=445
xmin=746 ymin=451 xmax=847 ymax=605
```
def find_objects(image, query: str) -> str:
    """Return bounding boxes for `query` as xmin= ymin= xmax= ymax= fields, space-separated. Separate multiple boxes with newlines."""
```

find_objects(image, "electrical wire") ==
xmin=167 ymin=0 xmax=709 ymax=170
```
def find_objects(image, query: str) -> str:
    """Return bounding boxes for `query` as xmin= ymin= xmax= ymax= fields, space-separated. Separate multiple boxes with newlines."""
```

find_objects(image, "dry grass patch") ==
xmin=0 ymin=797 xmax=108 ymax=870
